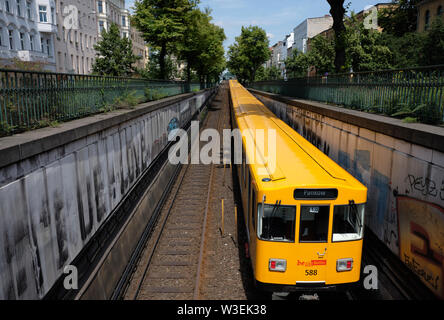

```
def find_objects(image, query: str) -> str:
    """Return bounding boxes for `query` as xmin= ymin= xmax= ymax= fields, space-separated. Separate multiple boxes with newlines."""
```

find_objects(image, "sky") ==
xmin=125 ymin=0 xmax=392 ymax=51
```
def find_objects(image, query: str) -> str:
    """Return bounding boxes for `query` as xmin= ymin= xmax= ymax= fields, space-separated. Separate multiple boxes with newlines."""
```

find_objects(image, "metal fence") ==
xmin=249 ymin=65 xmax=444 ymax=124
xmin=0 ymin=69 xmax=206 ymax=135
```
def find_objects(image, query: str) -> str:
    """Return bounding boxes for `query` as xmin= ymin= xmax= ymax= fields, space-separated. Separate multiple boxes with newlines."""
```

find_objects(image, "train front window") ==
xmin=332 ymin=203 xmax=365 ymax=242
xmin=299 ymin=206 xmax=329 ymax=242
xmin=257 ymin=203 xmax=296 ymax=242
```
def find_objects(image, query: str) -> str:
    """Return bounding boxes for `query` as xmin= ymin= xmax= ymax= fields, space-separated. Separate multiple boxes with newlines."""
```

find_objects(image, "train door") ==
xmin=249 ymin=181 xmax=257 ymax=262
xmin=295 ymin=204 xmax=330 ymax=284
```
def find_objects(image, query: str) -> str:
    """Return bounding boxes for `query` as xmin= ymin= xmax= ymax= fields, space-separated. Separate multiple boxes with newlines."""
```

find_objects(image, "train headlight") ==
xmin=336 ymin=258 xmax=353 ymax=272
xmin=269 ymin=259 xmax=287 ymax=272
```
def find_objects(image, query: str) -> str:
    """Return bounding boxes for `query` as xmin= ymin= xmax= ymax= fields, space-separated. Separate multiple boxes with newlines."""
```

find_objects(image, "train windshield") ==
xmin=257 ymin=203 xmax=296 ymax=242
xmin=299 ymin=205 xmax=330 ymax=242
xmin=332 ymin=203 xmax=365 ymax=242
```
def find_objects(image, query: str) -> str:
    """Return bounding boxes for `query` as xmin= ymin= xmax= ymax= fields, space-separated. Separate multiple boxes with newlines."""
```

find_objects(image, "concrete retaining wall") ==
xmin=250 ymin=89 xmax=444 ymax=298
xmin=0 ymin=89 xmax=213 ymax=299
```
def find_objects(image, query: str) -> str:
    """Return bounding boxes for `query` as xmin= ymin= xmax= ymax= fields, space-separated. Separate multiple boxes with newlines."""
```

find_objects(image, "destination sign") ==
xmin=294 ymin=188 xmax=338 ymax=200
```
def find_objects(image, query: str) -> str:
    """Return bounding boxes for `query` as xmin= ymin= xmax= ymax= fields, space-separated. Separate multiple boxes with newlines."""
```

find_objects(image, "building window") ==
xmin=425 ymin=10 xmax=430 ymax=30
xmin=41 ymin=36 xmax=44 ymax=52
xmin=438 ymin=6 xmax=443 ymax=17
xmin=17 ymin=0 xmax=22 ymax=16
xmin=0 ymin=28 xmax=3 ymax=47
xmin=30 ymin=34 xmax=34 ymax=50
xmin=46 ymin=38 xmax=50 ymax=55
xmin=6 ymin=1 xmax=11 ymax=13
xmin=39 ymin=5 xmax=47 ymax=22
xmin=97 ymin=0 xmax=103 ymax=13
xmin=26 ymin=1 xmax=31 ymax=19
xmin=122 ymin=15 xmax=126 ymax=27
xmin=20 ymin=32 xmax=24 ymax=50
xmin=99 ymin=20 xmax=105 ymax=33
xmin=51 ymin=7 xmax=55 ymax=23
xmin=9 ymin=30 xmax=14 ymax=50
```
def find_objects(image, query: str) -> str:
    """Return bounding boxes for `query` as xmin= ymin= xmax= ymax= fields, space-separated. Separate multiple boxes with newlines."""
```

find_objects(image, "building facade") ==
xmin=1 ymin=0 xmax=144 ymax=74
xmin=417 ymin=0 xmax=444 ymax=32
xmin=130 ymin=21 xmax=148 ymax=70
xmin=54 ymin=0 xmax=97 ymax=74
xmin=96 ymin=0 xmax=129 ymax=38
xmin=0 ymin=0 xmax=57 ymax=70
xmin=292 ymin=15 xmax=333 ymax=54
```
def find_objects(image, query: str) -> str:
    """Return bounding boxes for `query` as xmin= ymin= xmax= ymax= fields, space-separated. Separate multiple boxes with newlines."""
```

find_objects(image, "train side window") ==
xmin=242 ymin=150 xmax=246 ymax=189
xmin=299 ymin=206 xmax=329 ymax=242
xmin=246 ymin=169 xmax=250 ymax=221
xmin=257 ymin=203 xmax=296 ymax=242
xmin=251 ymin=187 xmax=256 ymax=230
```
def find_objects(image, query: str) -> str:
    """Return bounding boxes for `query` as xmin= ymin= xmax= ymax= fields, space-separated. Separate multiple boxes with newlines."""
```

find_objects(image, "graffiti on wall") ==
xmin=0 ymin=93 xmax=206 ymax=299
xmin=396 ymin=195 xmax=444 ymax=295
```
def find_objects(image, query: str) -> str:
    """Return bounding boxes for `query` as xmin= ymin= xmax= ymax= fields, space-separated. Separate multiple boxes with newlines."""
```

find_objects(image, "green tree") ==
xmin=285 ymin=50 xmax=311 ymax=78
xmin=379 ymin=32 xmax=425 ymax=68
xmin=178 ymin=8 xmax=226 ymax=87
xmin=345 ymin=15 xmax=393 ymax=72
xmin=92 ymin=23 xmax=140 ymax=76
xmin=421 ymin=17 xmax=444 ymax=65
xmin=140 ymin=51 xmax=180 ymax=80
xmin=227 ymin=26 xmax=271 ymax=83
xmin=306 ymin=35 xmax=336 ymax=74
xmin=227 ymin=42 xmax=250 ymax=83
xmin=132 ymin=0 xmax=198 ymax=79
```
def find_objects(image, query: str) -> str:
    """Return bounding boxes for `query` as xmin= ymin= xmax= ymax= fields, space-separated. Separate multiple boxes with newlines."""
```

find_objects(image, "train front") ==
xmin=252 ymin=184 xmax=367 ymax=292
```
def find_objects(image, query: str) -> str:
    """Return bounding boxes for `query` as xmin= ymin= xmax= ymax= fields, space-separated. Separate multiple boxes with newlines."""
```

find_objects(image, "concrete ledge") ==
xmin=0 ymin=90 xmax=210 ymax=169
xmin=249 ymin=88 xmax=444 ymax=153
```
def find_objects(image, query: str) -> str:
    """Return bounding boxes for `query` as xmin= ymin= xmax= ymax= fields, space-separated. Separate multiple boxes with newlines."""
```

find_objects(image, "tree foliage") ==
xmin=132 ymin=0 xmax=198 ymax=79
xmin=139 ymin=51 xmax=181 ymax=80
xmin=421 ymin=17 xmax=444 ymax=66
xmin=227 ymin=26 xmax=271 ymax=83
xmin=285 ymin=35 xmax=335 ymax=77
xmin=255 ymin=65 xmax=282 ymax=81
xmin=344 ymin=15 xmax=392 ymax=72
xmin=378 ymin=0 xmax=422 ymax=37
xmin=92 ymin=23 xmax=140 ymax=76
xmin=176 ymin=8 xmax=226 ymax=85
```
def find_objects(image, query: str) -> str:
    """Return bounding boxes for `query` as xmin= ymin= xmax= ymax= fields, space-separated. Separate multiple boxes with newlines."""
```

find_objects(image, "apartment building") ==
xmin=54 ymin=0 xmax=97 ymax=74
xmin=130 ymin=21 xmax=148 ymax=70
xmin=292 ymin=15 xmax=333 ymax=54
xmin=0 ymin=0 xmax=57 ymax=70
xmin=96 ymin=0 xmax=129 ymax=38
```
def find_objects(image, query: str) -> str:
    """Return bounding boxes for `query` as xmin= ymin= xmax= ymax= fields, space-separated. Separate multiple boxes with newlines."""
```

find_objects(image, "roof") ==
xmin=229 ymin=80 xmax=367 ymax=195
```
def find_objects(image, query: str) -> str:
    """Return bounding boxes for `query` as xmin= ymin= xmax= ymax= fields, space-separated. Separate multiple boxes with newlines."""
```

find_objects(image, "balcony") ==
xmin=17 ymin=50 xmax=49 ymax=61
xmin=37 ymin=22 xmax=57 ymax=34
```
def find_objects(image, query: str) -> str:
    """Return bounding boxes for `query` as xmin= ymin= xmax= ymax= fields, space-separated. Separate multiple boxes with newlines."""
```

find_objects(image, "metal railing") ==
xmin=249 ymin=65 xmax=444 ymax=124
xmin=0 ymin=69 xmax=207 ymax=136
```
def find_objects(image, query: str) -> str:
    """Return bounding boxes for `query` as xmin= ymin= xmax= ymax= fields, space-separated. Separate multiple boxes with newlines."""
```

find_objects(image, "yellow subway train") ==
xmin=229 ymin=80 xmax=367 ymax=292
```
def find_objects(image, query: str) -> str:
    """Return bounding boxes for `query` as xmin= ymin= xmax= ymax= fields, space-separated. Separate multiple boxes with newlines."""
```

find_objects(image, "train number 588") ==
xmin=305 ymin=269 xmax=318 ymax=276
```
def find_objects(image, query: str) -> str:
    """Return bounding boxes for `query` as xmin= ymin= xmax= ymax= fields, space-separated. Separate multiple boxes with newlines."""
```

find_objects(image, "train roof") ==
xmin=229 ymin=80 xmax=367 ymax=193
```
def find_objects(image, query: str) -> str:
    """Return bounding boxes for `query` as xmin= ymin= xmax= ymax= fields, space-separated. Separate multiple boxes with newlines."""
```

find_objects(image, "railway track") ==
xmin=121 ymin=84 xmax=227 ymax=300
